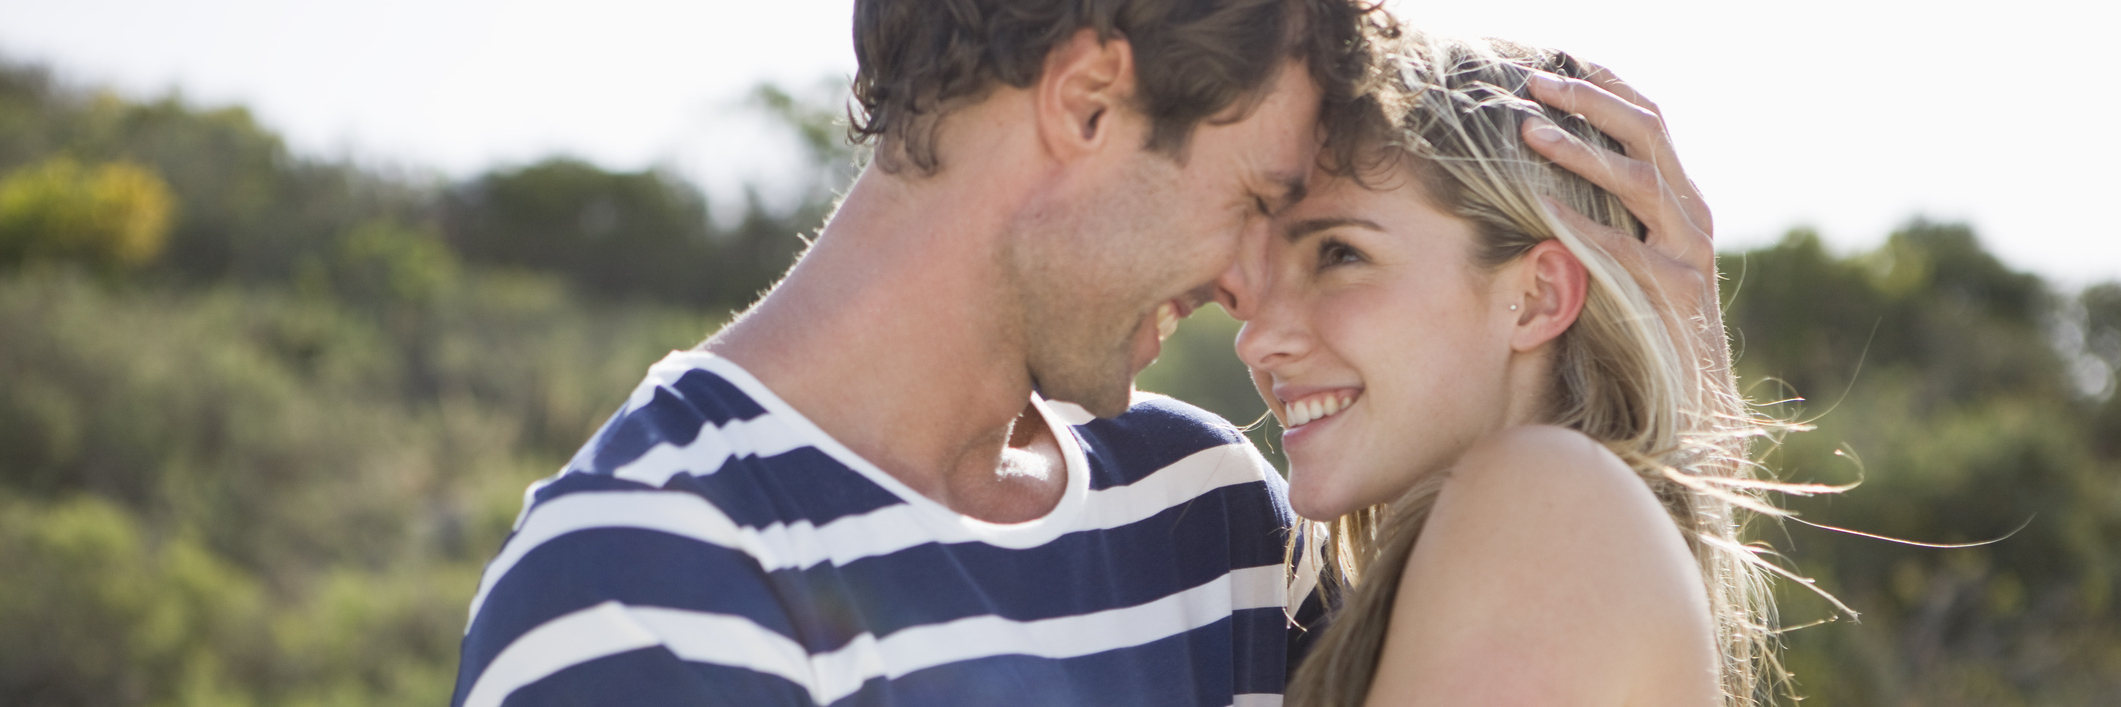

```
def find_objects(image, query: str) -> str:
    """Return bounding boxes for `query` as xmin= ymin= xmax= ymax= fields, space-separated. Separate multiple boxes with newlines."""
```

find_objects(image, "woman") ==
xmin=1231 ymin=32 xmax=1801 ymax=705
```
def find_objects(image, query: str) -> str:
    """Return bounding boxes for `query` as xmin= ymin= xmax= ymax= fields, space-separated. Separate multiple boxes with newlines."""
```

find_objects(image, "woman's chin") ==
xmin=1286 ymin=471 xmax=1360 ymax=521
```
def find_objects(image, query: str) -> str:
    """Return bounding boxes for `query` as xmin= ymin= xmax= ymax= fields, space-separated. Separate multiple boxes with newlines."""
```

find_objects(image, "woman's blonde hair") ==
xmin=1284 ymin=30 xmax=1812 ymax=707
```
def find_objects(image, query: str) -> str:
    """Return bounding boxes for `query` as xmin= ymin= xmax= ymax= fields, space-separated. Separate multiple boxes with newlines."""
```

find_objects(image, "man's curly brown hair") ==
xmin=849 ymin=0 xmax=1396 ymax=175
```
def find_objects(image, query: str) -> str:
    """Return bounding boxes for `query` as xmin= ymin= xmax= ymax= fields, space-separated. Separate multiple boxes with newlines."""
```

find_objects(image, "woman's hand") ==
xmin=1519 ymin=66 xmax=1732 ymax=381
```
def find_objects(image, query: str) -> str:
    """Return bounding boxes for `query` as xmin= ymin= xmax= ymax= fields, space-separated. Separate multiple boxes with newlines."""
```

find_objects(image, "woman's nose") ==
xmin=1233 ymin=287 xmax=1310 ymax=372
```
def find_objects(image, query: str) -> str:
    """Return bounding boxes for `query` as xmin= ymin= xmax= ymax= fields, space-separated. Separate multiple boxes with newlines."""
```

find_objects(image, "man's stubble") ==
xmin=1007 ymin=153 xmax=1192 ymax=418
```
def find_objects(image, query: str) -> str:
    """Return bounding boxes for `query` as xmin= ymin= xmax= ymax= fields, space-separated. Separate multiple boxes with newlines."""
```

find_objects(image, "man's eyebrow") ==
xmin=1283 ymin=217 xmax=1383 ymax=243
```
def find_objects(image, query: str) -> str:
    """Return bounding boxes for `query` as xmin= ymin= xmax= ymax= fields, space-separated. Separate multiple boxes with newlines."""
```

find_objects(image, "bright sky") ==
xmin=1 ymin=0 xmax=2115 ymax=286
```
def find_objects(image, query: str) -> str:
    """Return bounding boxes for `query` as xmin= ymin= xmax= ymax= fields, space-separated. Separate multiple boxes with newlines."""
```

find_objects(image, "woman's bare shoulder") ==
xmin=1363 ymin=425 xmax=1718 ymax=706
xmin=1444 ymin=425 xmax=1664 ymax=528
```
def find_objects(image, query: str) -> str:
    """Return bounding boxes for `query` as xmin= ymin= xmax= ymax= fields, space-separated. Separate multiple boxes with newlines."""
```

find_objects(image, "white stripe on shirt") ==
xmin=610 ymin=412 xmax=817 ymax=487
xmin=460 ymin=601 xmax=664 ymax=707
xmin=465 ymin=565 xmax=1286 ymax=707
xmin=466 ymin=441 xmax=1270 ymax=626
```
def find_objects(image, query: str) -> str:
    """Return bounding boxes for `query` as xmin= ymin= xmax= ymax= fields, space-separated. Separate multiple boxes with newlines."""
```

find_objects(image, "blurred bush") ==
xmin=0 ymin=493 xmax=263 ymax=706
xmin=317 ymin=220 xmax=459 ymax=307
xmin=0 ymin=155 xmax=174 ymax=271
xmin=0 ymin=266 xmax=717 ymax=706
xmin=0 ymin=54 xmax=780 ymax=706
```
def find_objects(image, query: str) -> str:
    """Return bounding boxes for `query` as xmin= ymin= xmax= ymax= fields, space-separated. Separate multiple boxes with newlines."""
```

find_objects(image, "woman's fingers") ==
xmin=1524 ymin=64 xmax=1728 ymax=375
xmin=1525 ymin=69 xmax=1712 ymax=236
xmin=1571 ymin=63 xmax=1715 ymax=233
xmin=1575 ymin=60 xmax=1659 ymax=119
xmin=1525 ymin=116 xmax=1716 ymax=279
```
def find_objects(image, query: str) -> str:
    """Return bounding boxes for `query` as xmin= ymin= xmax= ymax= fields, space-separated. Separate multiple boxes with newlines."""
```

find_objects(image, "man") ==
xmin=451 ymin=0 xmax=1378 ymax=705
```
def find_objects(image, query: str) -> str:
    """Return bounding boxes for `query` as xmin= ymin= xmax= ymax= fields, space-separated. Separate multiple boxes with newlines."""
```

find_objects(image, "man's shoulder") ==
xmin=1062 ymin=391 xmax=1282 ymax=493
xmin=454 ymin=353 xmax=873 ymax=707
xmin=551 ymin=352 xmax=760 ymax=479
xmin=1121 ymin=390 xmax=1255 ymax=441
xmin=538 ymin=350 xmax=895 ymax=510
xmin=1077 ymin=391 xmax=1254 ymax=451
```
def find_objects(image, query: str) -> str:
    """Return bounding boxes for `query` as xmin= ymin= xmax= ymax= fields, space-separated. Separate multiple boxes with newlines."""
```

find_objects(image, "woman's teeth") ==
xmin=1283 ymin=392 xmax=1355 ymax=428
xmin=1156 ymin=301 xmax=1180 ymax=342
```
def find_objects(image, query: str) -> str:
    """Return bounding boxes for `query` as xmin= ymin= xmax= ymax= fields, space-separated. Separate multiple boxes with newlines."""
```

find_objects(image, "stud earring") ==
xmin=1509 ymin=303 xmax=1519 ymax=311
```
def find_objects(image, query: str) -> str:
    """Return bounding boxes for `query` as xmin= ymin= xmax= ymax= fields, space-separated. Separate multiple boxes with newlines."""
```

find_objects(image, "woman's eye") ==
xmin=1318 ymin=238 xmax=1364 ymax=268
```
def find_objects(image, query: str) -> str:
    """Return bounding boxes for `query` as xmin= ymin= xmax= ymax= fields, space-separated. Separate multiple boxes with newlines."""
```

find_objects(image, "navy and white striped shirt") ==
xmin=453 ymin=351 xmax=1309 ymax=707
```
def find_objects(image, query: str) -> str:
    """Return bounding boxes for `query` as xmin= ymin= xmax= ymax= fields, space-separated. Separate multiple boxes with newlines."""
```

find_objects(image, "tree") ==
xmin=443 ymin=158 xmax=719 ymax=304
xmin=1722 ymin=221 xmax=2121 ymax=705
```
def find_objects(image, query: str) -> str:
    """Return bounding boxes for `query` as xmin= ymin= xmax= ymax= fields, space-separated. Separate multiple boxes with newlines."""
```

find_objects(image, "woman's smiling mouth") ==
xmin=1281 ymin=390 xmax=1360 ymax=428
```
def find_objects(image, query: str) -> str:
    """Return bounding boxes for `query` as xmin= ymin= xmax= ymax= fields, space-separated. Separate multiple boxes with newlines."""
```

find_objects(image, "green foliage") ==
xmin=436 ymin=81 xmax=852 ymax=313
xmin=0 ymin=70 xmax=432 ymax=284
xmin=1722 ymin=221 xmax=2121 ymax=705
xmin=439 ymin=153 xmax=823 ymax=313
xmin=0 ymin=267 xmax=716 ymax=706
xmin=0 ymin=57 xmax=829 ymax=312
xmin=2077 ymin=283 xmax=2121 ymax=458
xmin=1137 ymin=304 xmax=1284 ymax=466
xmin=748 ymin=81 xmax=860 ymax=174
xmin=444 ymin=158 xmax=719 ymax=304
xmin=304 ymin=219 xmax=459 ymax=307
xmin=0 ymin=155 xmax=175 ymax=270
xmin=0 ymin=493 xmax=262 ymax=706
xmin=0 ymin=53 xmax=813 ymax=706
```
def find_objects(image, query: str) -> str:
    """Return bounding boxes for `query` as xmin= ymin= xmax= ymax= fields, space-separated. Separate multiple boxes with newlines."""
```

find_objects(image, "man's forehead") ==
xmin=1173 ymin=60 xmax=1323 ymax=211
xmin=1213 ymin=65 xmax=1321 ymax=138
xmin=1248 ymin=64 xmax=1325 ymax=203
xmin=1245 ymin=60 xmax=1325 ymax=127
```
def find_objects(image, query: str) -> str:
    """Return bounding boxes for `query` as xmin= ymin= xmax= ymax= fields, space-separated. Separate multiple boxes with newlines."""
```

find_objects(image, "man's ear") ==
xmin=1509 ymin=239 xmax=1590 ymax=353
xmin=1035 ymin=28 xmax=1135 ymax=163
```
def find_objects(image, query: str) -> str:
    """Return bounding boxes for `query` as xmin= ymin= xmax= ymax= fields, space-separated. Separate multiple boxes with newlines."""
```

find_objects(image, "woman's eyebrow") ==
xmin=1282 ymin=217 xmax=1384 ymax=243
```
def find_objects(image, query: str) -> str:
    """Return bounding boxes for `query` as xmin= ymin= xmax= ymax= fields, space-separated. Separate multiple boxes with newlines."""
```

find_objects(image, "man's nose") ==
xmin=1213 ymin=222 xmax=1272 ymax=320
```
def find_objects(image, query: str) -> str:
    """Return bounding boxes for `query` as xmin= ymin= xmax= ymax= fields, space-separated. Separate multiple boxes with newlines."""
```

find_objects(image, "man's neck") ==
xmin=703 ymin=166 xmax=1070 ymax=523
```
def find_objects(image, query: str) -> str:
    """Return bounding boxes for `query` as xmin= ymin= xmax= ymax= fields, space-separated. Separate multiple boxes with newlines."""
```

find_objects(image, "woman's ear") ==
xmin=1034 ymin=28 xmax=1135 ymax=163
xmin=1508 ymin=239 xmax=1589 ymax=352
